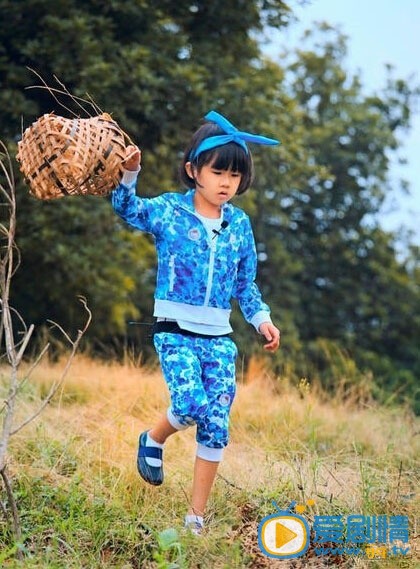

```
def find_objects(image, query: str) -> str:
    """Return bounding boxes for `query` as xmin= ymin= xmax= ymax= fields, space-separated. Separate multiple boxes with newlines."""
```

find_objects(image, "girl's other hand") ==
xmin=123 ymin=145 xmax=141 ymax=171
xmin=259 ymin=322 xmax=281 ymax=352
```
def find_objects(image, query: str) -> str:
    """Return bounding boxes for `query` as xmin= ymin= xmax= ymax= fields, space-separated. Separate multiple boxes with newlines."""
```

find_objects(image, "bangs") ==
xmin=206 ymin=143 xmax=250 ymax=174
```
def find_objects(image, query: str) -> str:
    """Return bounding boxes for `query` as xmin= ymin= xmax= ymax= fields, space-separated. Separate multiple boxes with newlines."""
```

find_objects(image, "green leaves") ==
xmin=153 ymin=528 xmax=184 ymax=569
xmin=0 ymin=0 xmax=418 ymax=408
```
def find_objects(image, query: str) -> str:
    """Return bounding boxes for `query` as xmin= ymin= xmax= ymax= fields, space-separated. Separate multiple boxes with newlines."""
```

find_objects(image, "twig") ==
xmin=23 ymin=69 xmax=136 ymax=147
xmin=324 ymin=465 xmax=344 ymax=488
xmin=0 ymin=121 xmax=92 ymax=562
xmin=0 ymin=342 xmax=50 ymax=418
xmin=16 ymin=324 xmax=34 ymax=365
xmin=15 ymin=342 xmax=50 ymax=391
xmin=395 ymin=460 xmax=403 ymax=502
xmin=10 ymin=299 xmax=91 ymax=436
xmin=53 ymin=74 xmax=104 ymax=116
xmin=217 ymin=472 xmax=244 ymax=491
xmin=26 ymin=68 xmax=86 ymax=118
xmin=0 ymin=467 xmax=23 ymax=560
xmin=26 ymin=67 xmax=103 ymax=118
xmin=0 ymin=496 xmax=8 ymax=521
xmin=46 ymin=319 xmax=73 ymax=345
xmin=84 ymin=92 xmax=104 ymax=116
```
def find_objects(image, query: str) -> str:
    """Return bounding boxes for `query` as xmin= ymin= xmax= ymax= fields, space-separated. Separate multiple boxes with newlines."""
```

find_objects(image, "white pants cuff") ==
xmin=196 ymin=443 xmax=223 ymax=462
xmin=167 ymin=408 xmax=190 ymax=431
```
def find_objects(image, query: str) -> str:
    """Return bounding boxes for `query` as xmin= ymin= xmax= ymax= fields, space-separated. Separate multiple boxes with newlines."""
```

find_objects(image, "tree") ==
xmin=0 ymin=2 xmax=419 ymax=411
xmin=0 ymin=143 xmax=91 ymax=557
xmin=256 ymin=25 xmax=419 ymax=404
xmin=284 ymin=26 xmax=417 ymax=331
xmin=0 ymin=0 xmax=292 ymax=345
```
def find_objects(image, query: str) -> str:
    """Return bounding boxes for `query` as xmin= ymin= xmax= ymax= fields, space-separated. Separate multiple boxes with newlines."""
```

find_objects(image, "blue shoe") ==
xmin=137 ymin=431 xmax=164 ymax=486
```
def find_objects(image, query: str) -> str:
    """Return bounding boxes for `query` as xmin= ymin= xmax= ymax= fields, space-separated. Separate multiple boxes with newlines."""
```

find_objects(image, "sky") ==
xmin=265 ymin=0 xmax=420 ymax=247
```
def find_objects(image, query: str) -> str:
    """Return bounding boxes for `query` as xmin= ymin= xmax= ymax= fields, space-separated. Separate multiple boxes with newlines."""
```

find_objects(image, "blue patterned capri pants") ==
xmin=153 ymin=332 xmax=238 ymax=462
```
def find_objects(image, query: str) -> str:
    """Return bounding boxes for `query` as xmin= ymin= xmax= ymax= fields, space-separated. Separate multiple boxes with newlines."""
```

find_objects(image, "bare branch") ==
xmin=0 ymin=342 xmax=50 ymax=417
xmin=0 ymin=467 xmax=23 ymax=560
xmin=53 ymin=73 xmax=103 ymax=117
xmin=0 ymin=133 xmax=91 ymax=555
xmin=46 ymin=319 xmax=73 ymax=346
xmin=10 ymin=298 xmax=91 ymax=436
xmin=25 ymin=67 xmax=104 ymax=118
xmin=25 ymin=68 xmax=82 ymax=118
xmin=16 ymin=324 xmax=34 ymax=365
xmin=84 ymin=92 xmax=104 ymax=116
xmin=20 ymin=342 xmax=50 ymax=381
xmin=0 ymin=495 xmax=8 ymax=520
xmin=0 ymin=142 xmax=15 ymax=203
xmin=0 ymin=302 xmax=28 ymax=364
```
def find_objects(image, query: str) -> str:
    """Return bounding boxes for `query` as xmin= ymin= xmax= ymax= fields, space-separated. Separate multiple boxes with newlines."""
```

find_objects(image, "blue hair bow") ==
xmin=190 ymin=110 xmax=280 ymax=161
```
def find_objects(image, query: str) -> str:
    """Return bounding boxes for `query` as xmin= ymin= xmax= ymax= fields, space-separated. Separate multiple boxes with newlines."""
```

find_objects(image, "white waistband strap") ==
xmin=154 ymin=299 xmax=231 ymax=326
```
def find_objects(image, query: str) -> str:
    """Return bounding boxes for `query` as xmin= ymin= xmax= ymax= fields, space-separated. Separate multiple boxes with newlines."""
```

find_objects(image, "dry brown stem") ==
xmin=0 ymin=140 xmax=91 ymax=558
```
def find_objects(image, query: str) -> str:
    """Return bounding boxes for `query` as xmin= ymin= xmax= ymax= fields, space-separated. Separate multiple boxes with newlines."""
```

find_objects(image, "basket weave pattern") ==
xmin=16 ymin=113 xmax=127 ymax=199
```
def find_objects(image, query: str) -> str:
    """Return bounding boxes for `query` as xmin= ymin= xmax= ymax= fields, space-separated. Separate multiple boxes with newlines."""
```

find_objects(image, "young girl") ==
xmin=111 ymin=111 xmax=281 ymax=534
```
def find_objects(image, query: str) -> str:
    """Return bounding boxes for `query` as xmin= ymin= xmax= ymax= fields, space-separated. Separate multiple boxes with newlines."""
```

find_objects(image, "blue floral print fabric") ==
xmin=111 ymin=180 xmax=271 ymax=329
xmin=153 ymin=332 xmax=238 ymax=448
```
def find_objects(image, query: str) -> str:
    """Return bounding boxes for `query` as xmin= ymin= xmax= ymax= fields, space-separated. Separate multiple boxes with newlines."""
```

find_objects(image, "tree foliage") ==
xmin=0 ymin=1 xmax=418 ymax=410
xmin=277 ymin=26 xmax=419 ymax=404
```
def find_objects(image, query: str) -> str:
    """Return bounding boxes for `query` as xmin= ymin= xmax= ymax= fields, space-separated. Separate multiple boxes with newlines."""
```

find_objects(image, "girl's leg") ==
xmin=140 ymin=333 xmax=206 ymax=486
xmin=187 ymin=336 xmax=237 ymax=524
xmin=153 ymin=333 xmax=208 ymax=428
xmin=188 ymin=456 xmax=220 ymax=517
xmin=149 ymin=413 xmax=178 ymax=444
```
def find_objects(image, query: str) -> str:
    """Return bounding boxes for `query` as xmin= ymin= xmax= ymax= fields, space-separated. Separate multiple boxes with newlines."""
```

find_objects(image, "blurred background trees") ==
xmin=0 ymin=0 xmax=418 ymax=411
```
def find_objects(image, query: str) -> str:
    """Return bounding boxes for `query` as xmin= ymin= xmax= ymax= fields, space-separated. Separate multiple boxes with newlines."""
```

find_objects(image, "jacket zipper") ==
xmin=179 ymin=206 xmax=219 ymax=307
xmin=203 ymin=238 xmax=216 ymax=306
xmin=168 ymin=254 xmax=175 ymax=292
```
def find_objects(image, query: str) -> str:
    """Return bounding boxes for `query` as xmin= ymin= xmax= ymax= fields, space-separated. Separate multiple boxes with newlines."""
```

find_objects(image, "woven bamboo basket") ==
xmin=16 ymin=112 xmax=128 ymax=199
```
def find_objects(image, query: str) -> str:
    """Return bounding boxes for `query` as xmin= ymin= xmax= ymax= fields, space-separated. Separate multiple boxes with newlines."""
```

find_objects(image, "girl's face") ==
xmin=185 ymin=161 xmax=241 ymax=217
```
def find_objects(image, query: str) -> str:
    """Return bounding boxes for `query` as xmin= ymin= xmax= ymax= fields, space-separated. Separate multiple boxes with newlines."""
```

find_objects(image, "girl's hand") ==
xmin=259 ymin=322 xmax=281 ymax=352
xmin=123 ymin=145 xmax=141 ymax=171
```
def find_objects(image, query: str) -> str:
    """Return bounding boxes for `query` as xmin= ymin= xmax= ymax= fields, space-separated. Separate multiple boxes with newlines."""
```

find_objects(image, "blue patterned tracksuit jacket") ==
xmin=111 ymin=173 xmax=271 ymax=458
xmin=111 ymin=173 xmax=271 ymax=331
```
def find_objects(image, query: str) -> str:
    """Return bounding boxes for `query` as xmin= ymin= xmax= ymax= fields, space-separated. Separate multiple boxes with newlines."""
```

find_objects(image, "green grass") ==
xmin=0 ymin=356 xmax=418 ymax=568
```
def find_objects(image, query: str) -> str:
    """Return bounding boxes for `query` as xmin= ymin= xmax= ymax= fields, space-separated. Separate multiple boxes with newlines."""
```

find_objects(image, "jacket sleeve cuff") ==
xmin=250 ymin=310 xmax=272 ymax=332
xmin=120 ymin=167 xmax=141 ymax=186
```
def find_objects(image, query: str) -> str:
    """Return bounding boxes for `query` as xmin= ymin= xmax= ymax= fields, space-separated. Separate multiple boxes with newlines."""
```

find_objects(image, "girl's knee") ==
xmin=170 ymin=401 xmax=209 ymax=428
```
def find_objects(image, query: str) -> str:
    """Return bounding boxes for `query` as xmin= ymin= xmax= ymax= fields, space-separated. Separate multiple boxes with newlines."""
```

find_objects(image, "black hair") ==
xmin=179 ymin=121 xmax=254 ymax=195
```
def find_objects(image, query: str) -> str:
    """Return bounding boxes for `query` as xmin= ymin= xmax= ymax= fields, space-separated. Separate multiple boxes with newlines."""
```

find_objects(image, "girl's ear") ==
xmin=185 ymin=161 xmax=194 ymax=179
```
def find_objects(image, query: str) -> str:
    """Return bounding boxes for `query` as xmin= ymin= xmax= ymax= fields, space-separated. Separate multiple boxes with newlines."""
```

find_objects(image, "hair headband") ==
xmin=190 ymin=110 xmax=280 ymax=161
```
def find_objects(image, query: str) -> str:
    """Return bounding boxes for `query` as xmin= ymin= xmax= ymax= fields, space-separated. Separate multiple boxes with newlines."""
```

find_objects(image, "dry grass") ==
xmin=1 ymin=354 xmax=419 ymax=568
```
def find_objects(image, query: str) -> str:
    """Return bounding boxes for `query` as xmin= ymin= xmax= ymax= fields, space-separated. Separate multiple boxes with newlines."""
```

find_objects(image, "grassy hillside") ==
xmin=0 ymin=355 xmax=418 ymax=568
